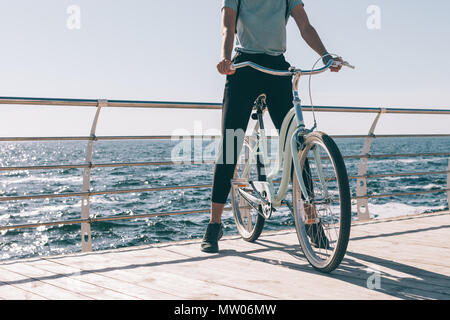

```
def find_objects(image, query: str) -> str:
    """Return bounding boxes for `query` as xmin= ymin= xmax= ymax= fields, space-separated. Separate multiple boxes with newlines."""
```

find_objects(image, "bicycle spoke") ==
xmin=231 ymin=131 xmax=266 ymax=242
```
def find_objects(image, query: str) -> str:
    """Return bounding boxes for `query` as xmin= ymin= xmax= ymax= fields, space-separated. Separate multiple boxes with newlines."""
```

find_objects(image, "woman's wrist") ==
xmin=321 ymin=52 xmax=333 ymax=65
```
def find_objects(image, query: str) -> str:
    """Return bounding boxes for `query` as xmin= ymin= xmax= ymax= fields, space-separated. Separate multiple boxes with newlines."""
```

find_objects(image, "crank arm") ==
xmin=249 ymin=181 xmax=271 ymax=206
xmin=238 ymin=188 xmax=263 ymax=212
xmin=249 ymin=181 xmax=276 ymax=213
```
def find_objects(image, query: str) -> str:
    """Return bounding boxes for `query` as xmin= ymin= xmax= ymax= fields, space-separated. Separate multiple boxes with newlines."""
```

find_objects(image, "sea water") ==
xmin=0 ymin=137 xmax=448 ymax=261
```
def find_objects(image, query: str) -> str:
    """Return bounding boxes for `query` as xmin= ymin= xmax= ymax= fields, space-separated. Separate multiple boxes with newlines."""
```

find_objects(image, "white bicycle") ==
xmin=230 ymin=57 xmax=354 ymax=273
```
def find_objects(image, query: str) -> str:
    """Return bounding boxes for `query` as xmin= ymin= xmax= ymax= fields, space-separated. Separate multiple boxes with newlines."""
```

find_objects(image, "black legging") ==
xmin=211 ymin=52 xmax=294 ymax=204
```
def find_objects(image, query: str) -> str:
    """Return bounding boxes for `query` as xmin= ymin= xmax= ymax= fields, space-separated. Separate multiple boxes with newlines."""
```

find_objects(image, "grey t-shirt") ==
xmin=222 ymin=0 xmax=304 ymax=56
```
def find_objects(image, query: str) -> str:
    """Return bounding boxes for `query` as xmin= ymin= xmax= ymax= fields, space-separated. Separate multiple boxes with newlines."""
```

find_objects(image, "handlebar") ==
xmin=230 ymin=58 xmax=355 ymax=77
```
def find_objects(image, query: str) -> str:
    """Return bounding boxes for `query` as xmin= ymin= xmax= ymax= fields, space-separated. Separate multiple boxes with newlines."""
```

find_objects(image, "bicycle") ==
xmin=230 ymin=57 xmax=354 ymax=273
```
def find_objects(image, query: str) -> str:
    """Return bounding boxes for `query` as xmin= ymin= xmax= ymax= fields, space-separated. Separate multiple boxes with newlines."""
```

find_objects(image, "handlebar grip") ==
xmin=342 ymin=61 xmax=356 ymax=69
xmin=332 ymin=60 xmax=356 ymax=69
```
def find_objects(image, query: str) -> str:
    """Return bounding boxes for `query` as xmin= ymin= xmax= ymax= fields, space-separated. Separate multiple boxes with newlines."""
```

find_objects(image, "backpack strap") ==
xmin=235 ymin=0 xmax=240 ymax=33
xmin=285 ymin=0 xmax=290 ymax=20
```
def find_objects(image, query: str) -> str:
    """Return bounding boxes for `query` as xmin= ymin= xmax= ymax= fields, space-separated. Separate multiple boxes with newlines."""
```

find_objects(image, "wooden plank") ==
xmin=245 ymin=237 xmax=450 ymax=297
xmin=71 ymin=245 xmax=327 ymax=299
xmin=0 ymin=212 xmax=448 ymax=300
xmin=249 ymin=228 xmax=450 ymax=276
xmin=0 ymin=267 xmax=88 ymax=300
xmin=0 ymin=263 xmax=134 ymax=300
xmin=0 ymin=281 xmax=47 ymax=300
xmin=30 ymin=259 xmax=178 ymax=300
xmin=160 ymin=245 xmax=392 ymax=300
xmin=169 ymin=244 xmax=448 ymax=300
xmin=159 ymin=218 xmax=450 ymax=300
xmin=243 ymin=223 xmax=450 ymax=286
xmin=45 ymin=249 xmax=272 ymax=300
xmin=253 ymin=216 xmax=450 ymax=275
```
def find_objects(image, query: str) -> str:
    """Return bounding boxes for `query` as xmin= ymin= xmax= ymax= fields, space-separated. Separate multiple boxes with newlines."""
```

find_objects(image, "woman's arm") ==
xmin=292 ymin=4 xmax=327 ymax=56
xmin=217 ymin=7 xmax=236 ymax=75
xmin=291 ymin=4 xmax=342 ymax=72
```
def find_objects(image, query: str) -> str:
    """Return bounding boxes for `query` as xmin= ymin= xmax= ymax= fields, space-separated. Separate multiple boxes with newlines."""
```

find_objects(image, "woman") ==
xmin=201 ymin=0 xmax=342 ymax=253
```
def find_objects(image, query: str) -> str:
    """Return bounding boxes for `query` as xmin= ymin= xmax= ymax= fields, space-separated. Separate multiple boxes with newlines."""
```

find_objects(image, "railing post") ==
xmin=80 ymin=99 xmax=107 ymax=252
xmin=356 ymin=108 xmax=386 ymax=220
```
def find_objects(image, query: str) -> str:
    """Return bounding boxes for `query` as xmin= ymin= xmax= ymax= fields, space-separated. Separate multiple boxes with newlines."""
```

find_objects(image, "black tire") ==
xmin=231 ymin=126 xmax=266 ymax=242
xmin=292 ymin=131 xmax=351 ymax=273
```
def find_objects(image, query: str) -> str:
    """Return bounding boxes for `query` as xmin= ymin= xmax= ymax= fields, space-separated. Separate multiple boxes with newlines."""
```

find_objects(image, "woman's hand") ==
xmin=217 ymin=58 xmax=236 ymax=75
xmin=330 ymin=56 xmax=343 ymax=73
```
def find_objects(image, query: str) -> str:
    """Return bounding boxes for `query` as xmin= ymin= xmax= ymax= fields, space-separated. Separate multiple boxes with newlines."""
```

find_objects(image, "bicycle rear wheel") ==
xmin=292 ymin=131 xmax=351 ymax=273
xmin=231 ymin=132 xmax=266 ymax=242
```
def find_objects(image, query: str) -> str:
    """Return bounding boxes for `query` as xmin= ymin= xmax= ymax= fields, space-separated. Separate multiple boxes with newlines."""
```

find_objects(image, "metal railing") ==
xmin=1 ymin=97 xmax=449 ymax=252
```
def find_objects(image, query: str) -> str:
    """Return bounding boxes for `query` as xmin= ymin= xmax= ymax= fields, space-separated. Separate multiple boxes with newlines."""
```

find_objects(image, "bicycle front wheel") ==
xmin=292 ymin=131 xmax=351 ymax=273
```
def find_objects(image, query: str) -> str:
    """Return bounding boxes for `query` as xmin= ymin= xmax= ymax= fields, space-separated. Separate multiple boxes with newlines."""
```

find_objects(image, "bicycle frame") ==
xmin=231 ymin=58 xmax=354 ymax=272
xmin=233 ymin=59 xmax=348 ymax=207
xmin=239 ymin=99 xmax=301 ymax=207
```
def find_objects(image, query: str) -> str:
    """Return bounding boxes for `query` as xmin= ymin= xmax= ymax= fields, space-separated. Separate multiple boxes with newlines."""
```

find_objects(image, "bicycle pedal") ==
xmin=304 ymin=203 xmax=319 ymax=222
xmin=304 ymin=218 xmax=320 ymax=225
xmin=231 ymin=179 xmax=249 ymax=187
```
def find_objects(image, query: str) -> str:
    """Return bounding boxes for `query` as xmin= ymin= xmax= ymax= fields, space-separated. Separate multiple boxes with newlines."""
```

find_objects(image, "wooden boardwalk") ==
xmin=0 ymin=212 xmax=449 ymax=300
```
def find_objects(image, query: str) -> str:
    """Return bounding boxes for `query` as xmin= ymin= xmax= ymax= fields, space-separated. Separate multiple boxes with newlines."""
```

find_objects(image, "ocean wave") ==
xmin=1 ymin=137 xmax=448 ymax=262
xmin=368 ymin=157 xmax=448 ymax=166
xmin=14 ymin=204 xmax=77 ymax=218
xmin=354 ymin=202 xmax=447 ymax=219
xmin=416 ymin=183 xmax=444 ymax=190
xmin=2 ymin=175 xmax=82 ymax=185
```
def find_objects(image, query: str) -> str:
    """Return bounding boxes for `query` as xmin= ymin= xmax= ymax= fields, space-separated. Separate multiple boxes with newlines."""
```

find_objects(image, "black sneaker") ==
xmin=305 ymin=221 xmax=330 ymax=249
xmin=200 ymin=223 xmax=224 ymax=253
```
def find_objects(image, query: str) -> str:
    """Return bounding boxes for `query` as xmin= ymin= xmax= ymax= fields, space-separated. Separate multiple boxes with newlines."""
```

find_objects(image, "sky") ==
xmin=0 ymin=0 xmax=449 ymax=137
